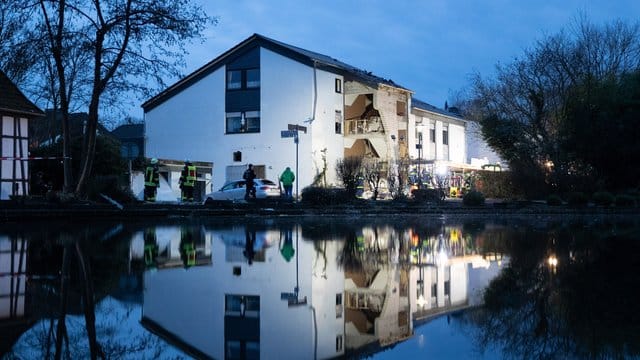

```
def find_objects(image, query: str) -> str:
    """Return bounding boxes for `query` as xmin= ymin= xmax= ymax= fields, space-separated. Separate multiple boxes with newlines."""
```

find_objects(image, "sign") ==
xmin=280 ymin=130 xmax=298 ymax=138
xmin=288 ymin=124 xmax=307 ymax=133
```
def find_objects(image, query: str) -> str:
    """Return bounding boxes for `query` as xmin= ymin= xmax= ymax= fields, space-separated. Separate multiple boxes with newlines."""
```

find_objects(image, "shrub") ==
xmin=615 ymin=194 xmax=636 ymax=207
xmin=567 ymin=192 xmax=588 ymax=207
xmin=301 ymin=186 xmax=350 ymax=205
xmin=592 ymin=191 xmax=614 ymax=206
xmin=546 ymin=194 xmax=563 ymax=206
xmin=476 ymin=171 xmax=521 ymax=199
xmin=463 ymin=190 xmax=485 ymax=206
xmin=411 ymin=188 xmax=444 ymax=203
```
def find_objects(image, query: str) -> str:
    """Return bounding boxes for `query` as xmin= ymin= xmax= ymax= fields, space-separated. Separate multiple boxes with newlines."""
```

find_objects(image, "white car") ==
xmin=204 ymin=179 xmax=281 ymax=202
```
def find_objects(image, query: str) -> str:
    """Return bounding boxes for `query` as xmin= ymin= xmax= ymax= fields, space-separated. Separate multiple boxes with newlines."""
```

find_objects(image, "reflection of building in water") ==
xmin=409 ymin=226 xmax=505 ymax=321
xmin=344 ymin=226 xmax=412 ymax=352
xmin=139 ymin=225 xmax=346 ymax=359
xmin=136 ymin=223 xmax=505 ymax=359
xmin=0 ymin=234 xmax=30 ymax=352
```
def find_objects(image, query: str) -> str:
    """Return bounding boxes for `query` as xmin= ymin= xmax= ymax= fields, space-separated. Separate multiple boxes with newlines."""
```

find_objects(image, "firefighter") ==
xmin=179 ymin=160 xmax=196 ymax=202
xmin=356 ymin=174 xmax=365 ymax=198
xmin=144 ymin=158 xmax=160 ymax=202
xmin=180 ymin=227 xmax=196 ymax=268
xmin=143 ymin=226 xmax=159 ymax=269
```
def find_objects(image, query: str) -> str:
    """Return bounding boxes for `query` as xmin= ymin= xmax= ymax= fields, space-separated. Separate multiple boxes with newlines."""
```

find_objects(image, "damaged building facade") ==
xmin=142 ymin=34 xmax=479 ymax=200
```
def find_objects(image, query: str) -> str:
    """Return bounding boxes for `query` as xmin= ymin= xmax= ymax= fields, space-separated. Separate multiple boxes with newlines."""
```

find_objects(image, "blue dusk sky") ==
xmin=140 ymin=0 xmax=639 ymax=116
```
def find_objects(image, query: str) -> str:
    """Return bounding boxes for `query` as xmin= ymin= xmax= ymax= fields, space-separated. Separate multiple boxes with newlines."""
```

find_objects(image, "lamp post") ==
xmin=416 ymin=133 xmax=423 ymax=188
xmin=295 ymin=131 xmax=299 ymax=200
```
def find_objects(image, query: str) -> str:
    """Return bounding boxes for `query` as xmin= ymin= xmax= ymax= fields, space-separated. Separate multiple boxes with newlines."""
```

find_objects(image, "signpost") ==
xmin=281 ymin=124 xmax=305 ymax=200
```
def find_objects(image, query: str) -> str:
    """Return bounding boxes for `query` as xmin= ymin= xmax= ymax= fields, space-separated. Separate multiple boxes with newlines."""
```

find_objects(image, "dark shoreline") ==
xmin=2 ymin=199 xmax=639 ymax=221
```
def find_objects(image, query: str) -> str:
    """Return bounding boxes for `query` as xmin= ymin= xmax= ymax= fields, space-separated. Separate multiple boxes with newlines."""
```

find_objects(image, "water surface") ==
xmin=2 ymin=215 xmax=639 ymax=359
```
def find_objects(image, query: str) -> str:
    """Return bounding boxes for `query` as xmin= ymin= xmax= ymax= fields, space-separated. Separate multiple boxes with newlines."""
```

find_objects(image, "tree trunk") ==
xmin=54 ymin=244 xmax=71 ymax=360
xmin=76 ymin=240 xmax=102 ymax=359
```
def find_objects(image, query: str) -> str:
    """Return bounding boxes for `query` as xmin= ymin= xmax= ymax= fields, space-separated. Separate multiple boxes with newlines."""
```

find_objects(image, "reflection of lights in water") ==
xmin=417 ymin=295 xmax=426 ymax=307
xmin=547 ymin=255 xmax=558 ymax=275
xmin=438 ymin=249 xmax=448 ymax=265
xmin=417 ymin=334 xmax=425 ymax=348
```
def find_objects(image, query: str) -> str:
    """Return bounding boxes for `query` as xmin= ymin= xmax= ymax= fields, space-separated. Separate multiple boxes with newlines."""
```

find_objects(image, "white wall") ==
xmin=1 ymin=116 xmax=29 ymax=200
xmin=466 ymin=120 xmax=505 ymax=166
xmin=448 ymin=122 xmax=466 ymax=164
xmin=145 ymin=47 xmax=346 ymax=193
xmin=145 ymin=71 xmax=225 ymax=166
xmin=307 ymin=69 xmax=344 ymax=187
xmin=142 ymin=226 xmax=343 ymax=359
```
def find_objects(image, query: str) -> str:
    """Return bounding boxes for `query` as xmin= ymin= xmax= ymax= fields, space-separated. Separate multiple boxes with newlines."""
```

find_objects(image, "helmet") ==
xmin=185 ymin=159 xmax=191 ymax=164
xmin=151 ymin=158 xmax=158 ymax=164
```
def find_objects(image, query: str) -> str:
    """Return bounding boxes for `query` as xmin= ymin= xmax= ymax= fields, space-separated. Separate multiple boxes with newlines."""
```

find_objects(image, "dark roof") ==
xmin=111 ymin=123 xmax=144 ymax=139
xmin=0 ymin=70 xmax=44 ymax=117
xmin=142 ymin=34 xmax=410 ymax=112
xmin=412 ymin=98 xmax=464 ymax=120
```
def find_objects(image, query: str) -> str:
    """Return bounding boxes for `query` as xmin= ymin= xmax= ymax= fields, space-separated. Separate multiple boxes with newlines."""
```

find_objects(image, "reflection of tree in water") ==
xmin=8 ymin=224 xmax=171 ymax=359
xmin=313 ymin=240 xmax=328 ymax=278
xmin=337 ymin=230 xmax=363 ymax=273
xmin=464 ymin=221 xmax=640 ymax=359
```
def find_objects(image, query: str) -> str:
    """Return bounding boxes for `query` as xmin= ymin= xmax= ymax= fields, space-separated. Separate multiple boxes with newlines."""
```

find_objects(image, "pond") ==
xmin=2 ymin=215 xmax=639 ymax=359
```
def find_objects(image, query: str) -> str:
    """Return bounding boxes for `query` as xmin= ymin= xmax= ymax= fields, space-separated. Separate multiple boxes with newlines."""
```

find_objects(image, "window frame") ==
xmin=226 ymin=68 xmax=260 ymax=90
xmin=226 ymin=111 xmax=261 ymax=134
xmin=226 ymin=70 xmax=242 ymax=90
xmin=335 ymin=78 xmax=342 ymax=93
xmin=443 ymin=126 xmax=449 ymax=145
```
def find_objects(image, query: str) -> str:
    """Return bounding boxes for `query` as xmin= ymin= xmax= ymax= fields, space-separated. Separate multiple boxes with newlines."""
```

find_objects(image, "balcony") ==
xmin=345 ymin=118 xmax=384 ymax=135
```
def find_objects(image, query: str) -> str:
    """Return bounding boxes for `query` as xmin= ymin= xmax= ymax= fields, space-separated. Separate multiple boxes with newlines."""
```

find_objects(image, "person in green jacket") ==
xmin=279 ymin=167 xmax=295 ymax=199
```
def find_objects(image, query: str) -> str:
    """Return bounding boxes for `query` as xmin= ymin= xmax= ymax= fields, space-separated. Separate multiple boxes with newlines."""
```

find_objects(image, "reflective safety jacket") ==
xmin=144 ymin=166 xmax=159 ymax=187
xmin=183 ymin=165 xmax=196 ymax=187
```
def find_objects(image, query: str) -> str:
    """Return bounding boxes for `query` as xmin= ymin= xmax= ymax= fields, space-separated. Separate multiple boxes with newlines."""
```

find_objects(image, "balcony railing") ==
xmin=345 ymin=118 xmax=384 ymax=135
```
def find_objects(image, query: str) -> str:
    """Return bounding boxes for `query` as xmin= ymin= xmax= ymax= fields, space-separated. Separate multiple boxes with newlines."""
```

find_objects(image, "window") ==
xmin=233 ymin=151 xmax=242 ymax=162
xmin=227 ymin=68 xmax=260 ymax=90
xmin=227 ymin=70 xmax=242 ymax=90
xmin=335 ymin=110 xmax=342 ymax=134
xmin=396 ymin=101 xmax=406 ymax=116
xmin=246 ymin=69 xmax=260 ymax=88
xmin=336 ymin=335 xmax=343 ymax=351
xmin=336 ymin=293 xmax=343 ymax=318
xmin=443 ymin=126 xmax=449 ymax=145
xmin=335 ymin=78 xmax=342 ymax=93
xmin=429 ymin=123 xmax=436 ymax=143
xmin=226 ymin=111 xmax=260 ymax=134
xmin=225 ymin=294 xmax=260 ymax=317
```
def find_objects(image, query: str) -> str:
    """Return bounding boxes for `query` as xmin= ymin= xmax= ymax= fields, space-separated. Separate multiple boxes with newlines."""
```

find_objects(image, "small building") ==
xmin=111 ymin=123 xmax=145 ymax=161
xmin=0 ymin=70 xmax=44 ymax=200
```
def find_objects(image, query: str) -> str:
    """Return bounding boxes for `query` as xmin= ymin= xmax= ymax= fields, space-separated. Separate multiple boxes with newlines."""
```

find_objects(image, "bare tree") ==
xmin=362 ymin=159 xmax=386 ymax=200
xmin=467 ymin=17 xmax=640 ymax=195
xmin=4 ymin=0 xmax=213 ymax=196
xmin=335 ymin=156 xmax=363 ymax=198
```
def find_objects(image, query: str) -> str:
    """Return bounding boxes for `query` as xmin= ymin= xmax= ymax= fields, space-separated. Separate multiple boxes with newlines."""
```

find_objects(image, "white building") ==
xmin=139 ymin=225 xmax=346 ymax=359
xmin=0 ymin=70 xmax=44 ymax=200
xmin=142 ymin=34 xmax=496 ymax=200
